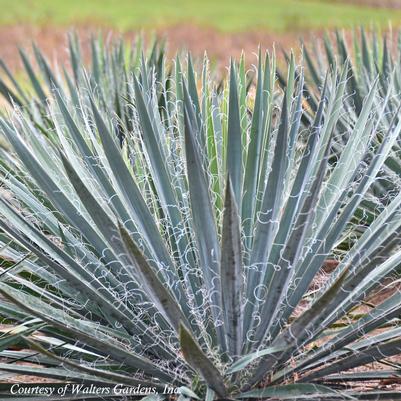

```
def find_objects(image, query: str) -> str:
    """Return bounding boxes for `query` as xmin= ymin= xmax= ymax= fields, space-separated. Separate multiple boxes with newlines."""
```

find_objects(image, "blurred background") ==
xmin=2 ymin=0 xmax=401 ymax=69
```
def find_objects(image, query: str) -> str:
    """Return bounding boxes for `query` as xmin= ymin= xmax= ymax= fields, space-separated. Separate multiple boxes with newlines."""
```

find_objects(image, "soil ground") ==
xmin=0 ymin=23 xmax=313 ymax=71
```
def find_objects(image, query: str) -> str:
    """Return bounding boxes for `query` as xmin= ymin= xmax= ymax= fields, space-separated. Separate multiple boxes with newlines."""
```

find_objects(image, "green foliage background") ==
xmin=1 ymin=0 xmax=401 ymax=32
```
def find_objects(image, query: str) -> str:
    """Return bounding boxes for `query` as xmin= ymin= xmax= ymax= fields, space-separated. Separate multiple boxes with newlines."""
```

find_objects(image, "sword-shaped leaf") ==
xmin=118 ymin=223 xmax=189 ymax=334
xmin=179 ymin=324 xmax=226 ymax=398
xmin=220 ymin=178 xmax=243 ymax=357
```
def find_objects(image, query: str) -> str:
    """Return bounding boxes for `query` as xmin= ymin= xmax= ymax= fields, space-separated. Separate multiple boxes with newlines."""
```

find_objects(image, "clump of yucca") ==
xmin=0 ymin=33 xmax=401 ymax=400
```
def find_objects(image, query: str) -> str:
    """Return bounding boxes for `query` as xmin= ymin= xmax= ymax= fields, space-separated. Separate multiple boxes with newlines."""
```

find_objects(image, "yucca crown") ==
xmin=0 ymin=32 xmax=401 ymax=400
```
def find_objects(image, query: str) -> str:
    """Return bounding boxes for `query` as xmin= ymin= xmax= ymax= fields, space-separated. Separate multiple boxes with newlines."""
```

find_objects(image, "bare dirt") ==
xmin=0 ymin=23 xmax=311 ymax=71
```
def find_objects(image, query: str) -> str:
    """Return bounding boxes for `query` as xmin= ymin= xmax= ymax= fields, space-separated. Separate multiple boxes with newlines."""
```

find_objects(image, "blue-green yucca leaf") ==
xmin=0 ymin=283 xmax=176 ymax=382
xmin=302 ymin=43 xmax=322 ymax=89
xmin=220 ymin=177 xmax=243 ymax=358
xmin=316 ymin=245 xmax=401 ymax=338
xmin=325 ymin=104 xmax=401 ymax=274
xmin=59 ymin=150 xmax=198 ymax=340
xmin=0 ymin=363 xmax=110 ymax=384
xmin=238 ymin=52 xmax=249 ymax=152
xmin=335 ymin=31 xmax=363 ymax=114
xmin=118 ymin=222 xmax=191 ymax=334
xmin=62 ymin=67 xmax=82 ymax=111
xmin=0 ymin=59 xmax=30 ymax=105
xmin=0 ymin=225 xmax=173 ymax=362
xmin=18 ymin=48 xmax=48 ymax=105
xmin=227 ymin=61 xmax=243 ymax=209
xmin=316 ymin=78 xmax=378 ymax=216
xmin=243 ymin=91 xmax=290 ymax=341
xmin=249 ymin=267 xmax=349 ymax=387
xmin=132 ymin=76 xmax=197 ymax=282
xmin=360 ymin=28 xmax=372 ymax=77
xmin=303 ymin=105 xmax=401 ymax=329
xmin=89 ymin=36 xmax=101 ymax=87
xmin=53 ymin=89 xmax=136 ymax=234
xmin=260 ymin=75 xmax=327 ymax=314
xmin=286 ymin=71 xmax=304 ymax=179
xmin=226 ymin=344 xmax=285 ymax=375
xmin=182 ymin=80 xmax=202 ymax=146
xmin=203 ymin=63 xmax=223 ymax=214
xmin=0 ymin=167 xmax=131 ymax=300
xmin=281 ymin=75 xmax=378 ymax=323
xmin=0 ymin=210 xmax=139 ymax=334
xmin=178 ymin=386 xmax=201 ymax=400
xmin=183 ymin=99 xmax=225 ymax=351
xmin=304 ymin=29 xmax=401 ymax=150
xmin=33 ymin=44 xmax=63 ymax=96
xmin=0 ymin=77 xmax=23 ymax=108
xmin=322 ymin=371 xmax=401 ymax=381
xmin=281 ymin=187 xmax=401 ymax=353
xmin=252 ymin=123 xmax=333 ymax=351
xmin=57 ymin=151 xmax=140 ymax=281
xmin=187 ymin=54 xmax=203 ymax=143
xmin=179 ymin=323 xmax=227 ymax=398
xmin=67 ymin=33 xmax=82 ymax=84
xmin=0 ymin=119 xmax=112 ymax=262
xmin=276 ymin=289 xmax=401 ymax=381
xmin=89 ymin=98 xmax=180 ymax=283
xmin=241 ymin=54 xmax=267 ymax=251
xmin=303 ymin=336 xmax=401 ymax=382
xmin=0 ymin=321 xmax=41 ymax=354
xmin=281 ymin=251 xmax=401 ymax=382
xmin=24 ymin=336 xmax=165 ymax=388
xmin=210 ymin=91 xmax=224 ymax=191
xmin=253 ymin=51 xmax=278 ymax=223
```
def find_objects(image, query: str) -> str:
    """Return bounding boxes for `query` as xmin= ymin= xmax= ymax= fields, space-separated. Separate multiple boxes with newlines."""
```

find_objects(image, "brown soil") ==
xmin=155 ymin=24 xmax=306 ymax=63
xmin=0 ymin=23 xmax=311 ymax=71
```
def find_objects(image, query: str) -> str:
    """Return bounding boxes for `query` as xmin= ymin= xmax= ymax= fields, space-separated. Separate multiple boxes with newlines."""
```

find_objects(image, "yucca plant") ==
xmin=299 ymin=28 xmax=395 ymax=112
xmin=0 ymin=36 xmax=401 ymax=400
xmin=0 ymin=34 xmax=167 ymax=134
xmin=293 ymin=29 xmax=401 ymax=212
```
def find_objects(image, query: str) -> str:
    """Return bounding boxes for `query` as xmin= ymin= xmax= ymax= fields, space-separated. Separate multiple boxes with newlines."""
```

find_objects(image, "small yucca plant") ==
xmin=289 ymin=29 xmax=401 ymax=208
xmin=0 ymin=36 xmax=401 ymax=400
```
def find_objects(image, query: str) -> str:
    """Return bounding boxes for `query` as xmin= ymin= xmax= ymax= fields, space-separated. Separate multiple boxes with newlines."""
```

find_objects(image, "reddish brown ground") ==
xmin=0 ymin=23 xmax=312 ymax=71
